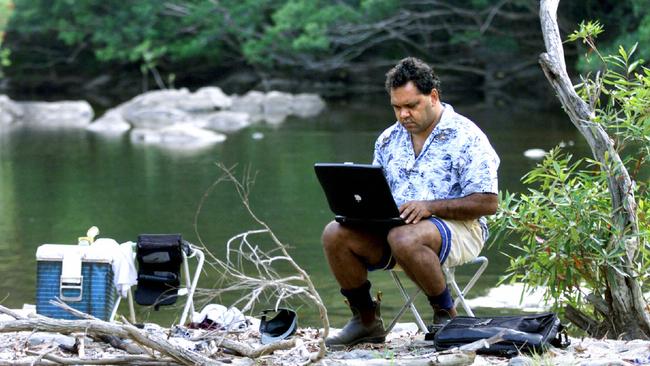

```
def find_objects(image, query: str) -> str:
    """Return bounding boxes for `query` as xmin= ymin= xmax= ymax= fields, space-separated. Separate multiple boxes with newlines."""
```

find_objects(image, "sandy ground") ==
xmin=1 ymin=321 xmax=650 ymax=366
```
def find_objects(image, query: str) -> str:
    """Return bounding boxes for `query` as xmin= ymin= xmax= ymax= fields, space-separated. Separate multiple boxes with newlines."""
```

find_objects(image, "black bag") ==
xmin=433 ymin=313 xmax=569 ymax=357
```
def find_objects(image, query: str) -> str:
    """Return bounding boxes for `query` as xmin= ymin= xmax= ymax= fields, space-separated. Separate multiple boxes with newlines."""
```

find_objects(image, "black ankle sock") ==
xmin=340 ymin=281 xmax=373 ymax=309
xmin=427 ymin=286 xmax=453 ymax=310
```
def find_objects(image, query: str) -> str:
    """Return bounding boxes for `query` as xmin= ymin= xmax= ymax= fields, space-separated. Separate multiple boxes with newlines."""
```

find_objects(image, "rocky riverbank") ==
xmin=0 ymin=87 xmax=326 ymax=149
xmin=1 ymin=314 xmax=649 ymax=366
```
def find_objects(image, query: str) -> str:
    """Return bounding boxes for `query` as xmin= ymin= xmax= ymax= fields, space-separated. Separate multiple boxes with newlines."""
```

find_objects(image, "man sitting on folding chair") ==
xmin=321 ymin=57 xmax=500 ymax=348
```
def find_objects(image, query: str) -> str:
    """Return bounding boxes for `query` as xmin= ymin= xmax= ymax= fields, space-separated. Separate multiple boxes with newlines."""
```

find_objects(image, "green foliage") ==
xmin=3 ymin=0 xmax=649 ymax=91
xmin=494 ymin=151 xmax=620 ymax=307
xmin=241 ymin=0 xmax=358 ymax=65
xmin=491 ymin=37 xmax=650 ymax=316
xmin=5 ymin=0 xmax=368 ymax=76
xmin=567 ymin=20 xmax=604 ymax=44
xmin=0 ymin=0 xmax=12 ymax=77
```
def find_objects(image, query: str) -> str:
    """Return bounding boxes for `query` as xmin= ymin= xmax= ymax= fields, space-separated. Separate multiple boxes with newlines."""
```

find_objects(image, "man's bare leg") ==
xmin=322 ymin=221 xmax=388 ymax=288
xmin=321 ymin=221 xmax=388 ymax=347
xmin=387 ymin=220 xmax=457 ymax=321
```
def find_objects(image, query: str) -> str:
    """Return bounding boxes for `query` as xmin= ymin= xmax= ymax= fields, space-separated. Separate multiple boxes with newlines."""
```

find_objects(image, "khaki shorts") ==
xmin=372 ymin=217 xmax=485 ymax=271
xmin=432 ymin=217 xmax=485 ymax=268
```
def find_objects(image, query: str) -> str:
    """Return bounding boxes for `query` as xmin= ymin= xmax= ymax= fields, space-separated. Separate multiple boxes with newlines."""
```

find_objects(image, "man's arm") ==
xmin=399 ymin=193 xmax=498 ymax=224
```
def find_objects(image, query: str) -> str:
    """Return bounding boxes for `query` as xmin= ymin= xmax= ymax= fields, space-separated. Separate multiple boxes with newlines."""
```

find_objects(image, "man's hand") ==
xmin=399 ymin=193 xmax=498 ymax=223
xmin=399 ymin=200 xmax=432 ymax=224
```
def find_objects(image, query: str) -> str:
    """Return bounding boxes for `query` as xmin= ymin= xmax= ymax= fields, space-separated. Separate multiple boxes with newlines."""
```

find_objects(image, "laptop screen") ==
xmin=314 ymin=163 xmax=403 ymax=225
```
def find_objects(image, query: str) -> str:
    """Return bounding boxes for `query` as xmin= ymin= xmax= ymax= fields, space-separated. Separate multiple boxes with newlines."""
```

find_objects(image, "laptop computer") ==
xmin=314 ymin=163 xmax=405 ymax=227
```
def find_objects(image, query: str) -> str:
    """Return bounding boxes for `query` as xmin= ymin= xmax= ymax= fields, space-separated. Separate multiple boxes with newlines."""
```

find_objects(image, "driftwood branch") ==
xmin=25 ymin=351 xmax=179 ymax=366
xmin=214 ymin=338 xmax=296 ymax=358
xmin=49 ymin=299 xmax=147 ymax=355
xmin=193 ymin=163 xmax=330 ymax=364
xmin=0 ymin=306 xmax=26 ymax=320
xmin=0 ymin=314 xmax=224 ymax=366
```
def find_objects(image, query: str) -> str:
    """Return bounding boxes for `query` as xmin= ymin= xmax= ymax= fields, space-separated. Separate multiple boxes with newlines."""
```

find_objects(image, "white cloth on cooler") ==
xmin=91 ymin=238 xmax=138 ymax=298
xmin=60 ymin=250 xmax=82 ymax=283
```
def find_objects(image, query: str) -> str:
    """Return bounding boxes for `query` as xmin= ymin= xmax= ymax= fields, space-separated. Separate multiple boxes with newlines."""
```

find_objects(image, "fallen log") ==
xmin=27 ymin=351 xmax=179 ymax=365
xmin=0 ymin=315 xmax=221 ymax=365
xmin=213 ymin=337 xmax=296 ymax=358
xmin=49 ymin=299 xmax=146 ymax=355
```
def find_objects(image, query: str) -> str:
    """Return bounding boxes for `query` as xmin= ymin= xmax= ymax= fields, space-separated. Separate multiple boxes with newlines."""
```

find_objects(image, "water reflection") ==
xmin=0 ymin=97 xmax=585 ymax=327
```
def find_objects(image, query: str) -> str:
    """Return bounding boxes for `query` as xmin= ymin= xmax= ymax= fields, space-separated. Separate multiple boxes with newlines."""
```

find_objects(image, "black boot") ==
xmin=325 ymin=300 xmax=385 ymax=349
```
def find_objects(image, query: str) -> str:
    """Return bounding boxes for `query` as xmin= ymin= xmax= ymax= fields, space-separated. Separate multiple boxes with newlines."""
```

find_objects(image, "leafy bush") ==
xmin=0 ymin=0 xmax=12 ymax=77
xmin=491 ymin=24 xmax=649 ymax=318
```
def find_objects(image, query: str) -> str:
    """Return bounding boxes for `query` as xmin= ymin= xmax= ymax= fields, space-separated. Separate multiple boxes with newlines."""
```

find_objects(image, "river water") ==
xmin=0 ymin=96 xmax=587 ymax=327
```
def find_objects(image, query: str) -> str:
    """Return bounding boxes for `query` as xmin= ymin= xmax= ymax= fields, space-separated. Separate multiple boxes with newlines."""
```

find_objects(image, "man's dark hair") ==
xmin=384 ymin=57 xmax=441 ymax=95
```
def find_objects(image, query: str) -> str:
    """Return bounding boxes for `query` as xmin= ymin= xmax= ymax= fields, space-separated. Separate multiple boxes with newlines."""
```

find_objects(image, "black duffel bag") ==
xmin=432 ymin=312 xmax=570 ymax=357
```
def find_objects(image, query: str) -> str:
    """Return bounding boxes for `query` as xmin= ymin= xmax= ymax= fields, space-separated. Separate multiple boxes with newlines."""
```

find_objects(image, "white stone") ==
xmin=201 ymin=111 xmax=251 ymax=133
xmin=18 ymin=100 xmax=94 ymax=127
xmin=0 ymin=94 xmax=23 ymax=124
xmin=130 ymin=88 xmax=191 ymax=106
xmin=86 ymin=110 xmax=131 ymax=134
xmin=292 ymin=93 xmax=326 ymax=118
xmin=130 ymin=124 xmax=226 ymax=149
xmin=194 ymin=86 xmax=232 ymax=109
xmin=27 ymin=332 xmax=76 ymax=348
xmin=263 ymin=91 xmax=293 ymax=124
xmin=230 ymin=90 xmax=266 ymax=122
xmin=123 ymin=105 xmax=191 ymax=129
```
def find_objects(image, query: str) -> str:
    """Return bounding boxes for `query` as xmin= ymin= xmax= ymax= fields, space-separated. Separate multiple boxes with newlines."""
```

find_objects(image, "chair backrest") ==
xmin=134 ymin=233 xmax=185 ymax=309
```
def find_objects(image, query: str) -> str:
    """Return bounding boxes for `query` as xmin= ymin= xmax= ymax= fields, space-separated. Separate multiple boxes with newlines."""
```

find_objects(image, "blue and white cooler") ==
xmin=36 ymin=244 xmax=118 ymax=321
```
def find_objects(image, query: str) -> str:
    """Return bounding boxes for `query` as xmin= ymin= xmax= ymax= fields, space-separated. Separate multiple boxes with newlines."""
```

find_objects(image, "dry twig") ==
xmin=192 ymin=163 xmax=330 ymax=364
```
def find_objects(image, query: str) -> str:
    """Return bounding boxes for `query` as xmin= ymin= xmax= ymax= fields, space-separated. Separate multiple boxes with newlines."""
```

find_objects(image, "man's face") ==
xmin=390 ymin=81 xmax=438 ymax=136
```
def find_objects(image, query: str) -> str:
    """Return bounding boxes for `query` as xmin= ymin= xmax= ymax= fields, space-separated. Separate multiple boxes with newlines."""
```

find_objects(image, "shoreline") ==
xmin=1 ymin=321 xmax=649 ymax=366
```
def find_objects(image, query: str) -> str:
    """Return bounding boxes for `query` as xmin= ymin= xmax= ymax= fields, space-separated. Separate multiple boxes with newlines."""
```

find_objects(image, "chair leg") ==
xmin=178 ymin=247 xmax=204 ymax=326
xmin=110 ymin=294 xmax=121 ymax=322
xmin=444 ymin=256 xmax=489 ymax=317
xmin=388 ymin=256 xmax=488 ymax=333
xmin=127 ymin=288 xmax=136 ymax=323
xmin=387 ymin=271 xmax=428 ymax=333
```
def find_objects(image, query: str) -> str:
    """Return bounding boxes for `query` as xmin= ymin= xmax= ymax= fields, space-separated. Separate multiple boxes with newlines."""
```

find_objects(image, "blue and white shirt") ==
xmin=372 ymin=103 xmax=500 ymax=231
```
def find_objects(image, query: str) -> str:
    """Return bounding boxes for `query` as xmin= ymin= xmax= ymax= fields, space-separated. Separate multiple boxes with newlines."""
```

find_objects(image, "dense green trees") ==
xmin=2 ymin=0 xmax=649 ymax=99
xmin=0 ymin=0 xmax=12 ymax=78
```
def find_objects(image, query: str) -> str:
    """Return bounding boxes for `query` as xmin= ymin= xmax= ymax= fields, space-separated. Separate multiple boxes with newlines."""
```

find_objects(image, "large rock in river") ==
xmin=129 ymin=87 xmax=231 ymax=112
xmin=292 ymin=93 xmax=326 ymax=118
xmin=18 ymin=100 xmax=93 ymax=127
xmin=122 ymin=105 xmax=191 ymax=129
xmin=130 ymin=123 xmax=226 ymax=149
xmin=229 ymin=91 xmax=266 ymax=122
xmin=0 ymin=95 xmax=23 ymax=125
xmin=230 ymin=90 xmax=326 ymax=124
xmin=86 ymin=109 xmax=132 ymax=134
xmin=263 ymin=91 xmax=293 ymax=124
xmin=199 ymin=111 xmax=251 ymax=133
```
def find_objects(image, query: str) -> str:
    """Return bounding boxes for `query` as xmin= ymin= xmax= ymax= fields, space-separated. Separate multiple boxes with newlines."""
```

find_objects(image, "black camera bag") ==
xmin=433 ymin=312 xmax=569 ymax=357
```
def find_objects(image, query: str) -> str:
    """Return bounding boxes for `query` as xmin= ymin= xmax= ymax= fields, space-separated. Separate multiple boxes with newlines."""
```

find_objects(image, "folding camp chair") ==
xmin=385 ymin=255 xmax=488 ymax=333
xmin=131 ymin=234 xmax=204 ymax=326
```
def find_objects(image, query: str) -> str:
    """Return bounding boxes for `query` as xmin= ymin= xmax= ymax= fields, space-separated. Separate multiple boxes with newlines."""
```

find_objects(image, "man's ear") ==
xmin=429 ymin=89 xmax=439 ymax=104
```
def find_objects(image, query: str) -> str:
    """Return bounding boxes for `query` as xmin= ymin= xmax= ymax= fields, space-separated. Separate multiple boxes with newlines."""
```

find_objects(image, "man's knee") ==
xmin=387 ymin=223 xmax=441 ymax=260
xmin=386 ymin=227 xmax=417 ymax=260
xmin=322 ymin=221 xmax=346 ymax=252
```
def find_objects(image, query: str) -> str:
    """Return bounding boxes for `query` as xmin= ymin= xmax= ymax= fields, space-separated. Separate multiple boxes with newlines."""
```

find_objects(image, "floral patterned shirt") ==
xmin=372 ymin=103 xmax=500 ymax=234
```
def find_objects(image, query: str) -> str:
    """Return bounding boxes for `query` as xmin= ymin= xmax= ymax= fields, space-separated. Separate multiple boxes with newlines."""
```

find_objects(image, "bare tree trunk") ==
xmin=538 ymin=0 xmax=650 ymax=339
